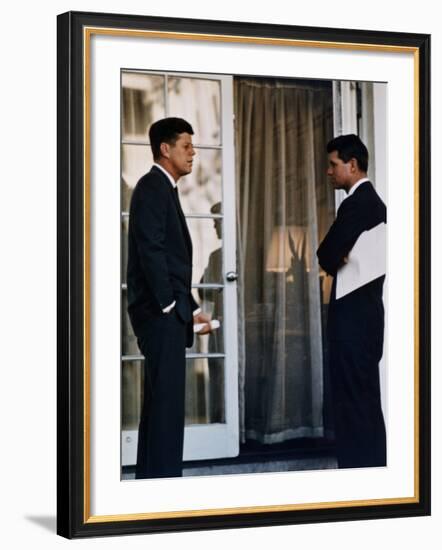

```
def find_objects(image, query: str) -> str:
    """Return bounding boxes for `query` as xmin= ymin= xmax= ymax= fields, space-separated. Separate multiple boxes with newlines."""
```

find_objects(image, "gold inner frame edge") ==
xmin=82 ymin=26 xmax=421 ymax=524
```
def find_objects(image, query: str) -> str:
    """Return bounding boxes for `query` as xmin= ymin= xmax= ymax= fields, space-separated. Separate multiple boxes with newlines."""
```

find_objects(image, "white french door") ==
xmin=121 ymin=71 xmax=239 ymax=465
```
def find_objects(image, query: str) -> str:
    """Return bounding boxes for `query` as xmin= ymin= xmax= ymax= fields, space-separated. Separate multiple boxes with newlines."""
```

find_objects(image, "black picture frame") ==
xmin=57 ymin=10 xmax=431 ymax=539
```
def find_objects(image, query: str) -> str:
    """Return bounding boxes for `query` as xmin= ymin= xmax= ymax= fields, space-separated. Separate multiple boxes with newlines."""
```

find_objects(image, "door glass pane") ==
xmin=121 ymin=216 xmax=129 ymax=284
xmin=185 ymin=358 xmax=225 ymax=424
xmin=122 ymin=358 xmax=226 ymax=429
xmin=178 ymin=148 xmax=222 ymax=214
xmin=122 ymin=289 xmax=140 ymax=356
xmin=122 ymin=72 xmax=165 ymax=141
xmin=186 ymin=217 xmax=223 ymax=285
xmin=122 ymin=144 xmax=153 ymax=212
xmin=168 ymin=77 xmax=221 ymax=146
xmin=122 ymin=360 xmax=144 ymax=431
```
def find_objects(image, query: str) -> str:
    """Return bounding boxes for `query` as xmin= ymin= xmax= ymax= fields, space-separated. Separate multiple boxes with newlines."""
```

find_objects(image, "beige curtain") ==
xmin=234 ymin=77 xmax=335 ymax=443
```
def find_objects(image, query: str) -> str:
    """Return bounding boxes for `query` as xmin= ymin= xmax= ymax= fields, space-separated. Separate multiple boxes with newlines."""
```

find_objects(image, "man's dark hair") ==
xmin=149 ymin=117 xmax=194 ymax=160
xmin=326 ymin=134 xmax=369 ymax=172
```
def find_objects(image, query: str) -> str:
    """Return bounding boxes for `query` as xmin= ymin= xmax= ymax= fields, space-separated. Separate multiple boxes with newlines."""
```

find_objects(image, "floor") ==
xmin=122 ymin=455 xmax=337 ymax=480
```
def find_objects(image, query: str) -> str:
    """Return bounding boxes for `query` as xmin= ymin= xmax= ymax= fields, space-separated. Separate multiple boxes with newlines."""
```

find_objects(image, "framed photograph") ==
xmin=57 ymin=10 xmax=430 ymax=538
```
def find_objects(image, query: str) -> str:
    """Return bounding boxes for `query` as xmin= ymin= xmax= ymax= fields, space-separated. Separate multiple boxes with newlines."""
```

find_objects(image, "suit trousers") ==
xmin=329 ymin=339 xmax=387 ymax=468
xmin=135 ymin=309 xmax=187 ymax=479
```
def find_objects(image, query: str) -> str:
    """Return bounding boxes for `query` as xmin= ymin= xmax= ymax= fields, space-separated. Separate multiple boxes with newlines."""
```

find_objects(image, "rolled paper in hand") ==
xmin=193 ymin=319 xmax=220 ymax=333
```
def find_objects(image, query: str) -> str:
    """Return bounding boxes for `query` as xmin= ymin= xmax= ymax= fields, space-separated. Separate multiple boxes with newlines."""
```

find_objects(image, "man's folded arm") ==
xmin=317 ymin=200 xmax=366 ymax=276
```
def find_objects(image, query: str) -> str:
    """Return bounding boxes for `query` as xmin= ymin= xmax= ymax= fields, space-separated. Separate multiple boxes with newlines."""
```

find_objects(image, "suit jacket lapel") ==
xmin=171 ymin=186 xmax=193 ymax=257
xmin=150 ymin=166 xmax=193 ymax=258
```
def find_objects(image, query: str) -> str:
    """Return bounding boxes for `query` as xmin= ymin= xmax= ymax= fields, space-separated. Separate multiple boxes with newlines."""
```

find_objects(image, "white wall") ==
xmin=371 ymin=82 xmax=389 ymax=420
xmin=1 ymin=1 xmax=439 ymax=548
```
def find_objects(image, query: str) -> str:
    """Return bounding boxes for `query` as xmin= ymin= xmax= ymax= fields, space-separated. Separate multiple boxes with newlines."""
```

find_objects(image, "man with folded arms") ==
xmin=317 ymin=134 xmax=387 ymax=468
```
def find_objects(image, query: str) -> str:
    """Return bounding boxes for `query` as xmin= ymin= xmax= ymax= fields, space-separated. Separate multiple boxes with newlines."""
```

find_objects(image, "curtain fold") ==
xmin=234 ymin=78 xmax=334 ymax=444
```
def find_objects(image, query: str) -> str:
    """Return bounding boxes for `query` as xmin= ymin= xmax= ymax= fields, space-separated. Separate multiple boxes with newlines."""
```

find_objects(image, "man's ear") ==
xmin=349 ymin=157 xmax=358 ymax=173
xmin=160 ymin=142 xmax=170 ymax=159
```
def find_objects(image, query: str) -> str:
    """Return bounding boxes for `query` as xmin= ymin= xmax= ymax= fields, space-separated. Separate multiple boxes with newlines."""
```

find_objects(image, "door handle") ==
xmin=226 ymin=271 xmax=238 ymax=282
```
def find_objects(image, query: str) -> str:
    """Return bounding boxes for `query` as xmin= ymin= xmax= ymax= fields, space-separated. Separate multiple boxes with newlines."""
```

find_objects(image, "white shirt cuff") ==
xmin=162 ymin=300 xmax=176 ymax=313
xmin=193 ymin=307 xmax=201 ymax=316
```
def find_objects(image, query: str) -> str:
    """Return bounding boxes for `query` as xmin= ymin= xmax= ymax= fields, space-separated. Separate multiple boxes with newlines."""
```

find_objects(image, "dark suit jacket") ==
xmin=317 ymin=181 xmax=386 ymax=344
xmin=127 ymin=165 xmax=198 ymax=343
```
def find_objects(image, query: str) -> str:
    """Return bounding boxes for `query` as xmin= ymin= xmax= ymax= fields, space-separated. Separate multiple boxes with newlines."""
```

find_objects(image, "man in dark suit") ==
xmin=127 ymin=117 xmax=211 ymax=479
xmin=317 ymin=134 xmax=387 ymax=469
